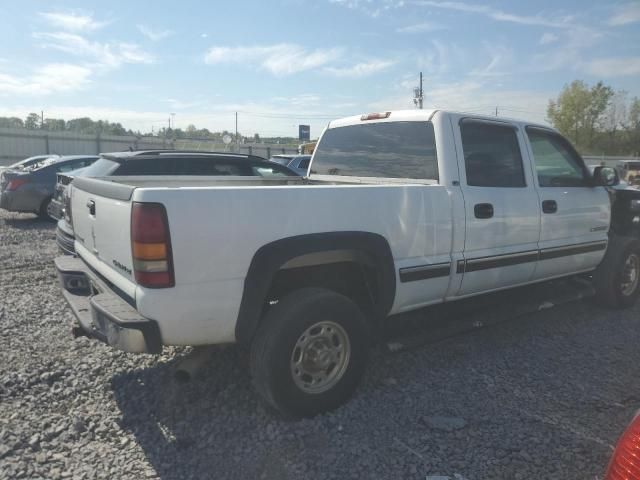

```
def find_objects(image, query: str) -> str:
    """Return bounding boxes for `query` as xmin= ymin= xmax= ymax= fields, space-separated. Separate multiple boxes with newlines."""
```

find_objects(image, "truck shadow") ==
xmin=111 ymin=347 xmax=287 ymax=480
xmin=109 ymin=280 xmax=603 ymax=480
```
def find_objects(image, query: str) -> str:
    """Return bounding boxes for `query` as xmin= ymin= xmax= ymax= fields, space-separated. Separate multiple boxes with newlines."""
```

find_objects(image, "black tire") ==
xmin=593 ymin=235 xmax=640 ymax=309
xmin=38 ymin=197 xmax=52 ymax=219
xmin=250 ymin=287 xmax=371 ymax=418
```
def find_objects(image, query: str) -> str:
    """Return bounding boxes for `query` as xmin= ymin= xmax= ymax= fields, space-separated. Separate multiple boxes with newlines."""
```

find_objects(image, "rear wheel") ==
xmin=38 ymin=196 xmax=52 ymax=219
xmin=250 ymin=287 xmax=371 ymax=418
xmin=594 ymin=235 xmax=640 ymax=308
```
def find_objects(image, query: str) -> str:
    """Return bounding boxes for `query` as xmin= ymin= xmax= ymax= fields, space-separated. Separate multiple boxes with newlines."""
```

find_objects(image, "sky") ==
xmin=0 ymin=0 xmax=639 ymax=138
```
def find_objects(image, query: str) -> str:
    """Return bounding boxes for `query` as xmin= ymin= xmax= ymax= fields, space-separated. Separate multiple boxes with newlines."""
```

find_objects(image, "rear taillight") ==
xmin=6 ymin=178 xmax=29 ymax=191
xmin=605 ymin=414 xmax=640 ymax=480
xmin=131 ymin=202 xmax=174 ymax=288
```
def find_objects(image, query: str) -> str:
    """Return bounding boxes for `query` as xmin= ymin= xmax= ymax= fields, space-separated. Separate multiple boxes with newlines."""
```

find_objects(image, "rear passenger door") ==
xmin=454 ymin=118 xmax=541 ymax=296
xmin=525 ymin=127 xmax=610 ymax=280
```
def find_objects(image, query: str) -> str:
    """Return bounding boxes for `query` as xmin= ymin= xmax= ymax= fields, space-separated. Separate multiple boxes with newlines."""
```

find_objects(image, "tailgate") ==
xmin=71 ymin=177 xmax=137 ymax=286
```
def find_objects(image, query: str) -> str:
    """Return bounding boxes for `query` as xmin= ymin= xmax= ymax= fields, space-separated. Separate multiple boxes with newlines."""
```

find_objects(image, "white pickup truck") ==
xmin=56 ymin=110 xmax=640 ymax=417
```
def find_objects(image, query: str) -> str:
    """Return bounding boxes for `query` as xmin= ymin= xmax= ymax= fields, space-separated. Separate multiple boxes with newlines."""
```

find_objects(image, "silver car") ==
xmin=0 ymin=155 xmax=98 ymax=217
xmin=269 ymin=154 xmax=311 ymax=176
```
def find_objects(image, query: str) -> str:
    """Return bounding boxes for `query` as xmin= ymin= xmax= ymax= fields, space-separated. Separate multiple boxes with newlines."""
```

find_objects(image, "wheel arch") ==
xmin=235 ymin=231 xmax=396 ymax=345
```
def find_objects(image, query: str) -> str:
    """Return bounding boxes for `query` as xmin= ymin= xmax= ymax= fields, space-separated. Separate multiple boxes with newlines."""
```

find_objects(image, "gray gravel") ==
xmin=2 ymin=208 xmax=640 ymax=479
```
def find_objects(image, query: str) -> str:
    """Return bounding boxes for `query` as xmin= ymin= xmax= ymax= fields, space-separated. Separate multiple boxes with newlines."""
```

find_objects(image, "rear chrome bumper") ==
xmin=55 ymin=255 xmax=162 ymax=354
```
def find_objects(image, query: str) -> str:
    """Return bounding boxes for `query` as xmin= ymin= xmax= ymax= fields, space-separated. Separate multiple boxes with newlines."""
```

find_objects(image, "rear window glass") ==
xmin=115 ymin=157 xmax=175 ymax=175
xmin=311 ymin=121 xmax=438 ymax=180
xmin=80 ymin=158 xmax=121 ymax=177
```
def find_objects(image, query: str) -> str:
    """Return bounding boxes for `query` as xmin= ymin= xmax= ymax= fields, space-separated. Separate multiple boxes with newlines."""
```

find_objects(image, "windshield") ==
xmin=311 ymin=121 xmax=438 ymax=180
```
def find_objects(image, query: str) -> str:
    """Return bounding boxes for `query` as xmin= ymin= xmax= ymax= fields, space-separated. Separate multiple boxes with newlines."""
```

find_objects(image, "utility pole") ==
xmin=495 ymin=106 xmax=498 ymax=117
xmin=413 ymin=72 xmax=424 ymax=109
xmin=235 ymin=112 xmax=238 ymax=150
xmin=41 ymin=111 xmax=44 ymax=129
xmin=170 ymin=113 xmax=176 ymax=130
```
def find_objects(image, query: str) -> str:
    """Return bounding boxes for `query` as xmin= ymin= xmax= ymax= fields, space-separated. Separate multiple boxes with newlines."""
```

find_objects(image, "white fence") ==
xmin=0 ymin=127 xmax=298 ymax=166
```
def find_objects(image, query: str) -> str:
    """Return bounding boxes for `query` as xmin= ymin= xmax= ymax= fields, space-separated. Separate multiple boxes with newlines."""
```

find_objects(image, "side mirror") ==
xmin=593 ymin=166 xmax=619 ymax=187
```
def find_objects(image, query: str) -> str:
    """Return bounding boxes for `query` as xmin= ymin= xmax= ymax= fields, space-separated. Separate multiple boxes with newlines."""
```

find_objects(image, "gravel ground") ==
xmin=2 ymin=209 xmax=640 ymax=480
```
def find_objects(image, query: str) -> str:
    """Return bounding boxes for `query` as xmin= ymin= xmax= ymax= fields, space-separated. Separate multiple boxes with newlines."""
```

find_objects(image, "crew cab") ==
xmin=55 ymin=110 xmax=640 ymax=417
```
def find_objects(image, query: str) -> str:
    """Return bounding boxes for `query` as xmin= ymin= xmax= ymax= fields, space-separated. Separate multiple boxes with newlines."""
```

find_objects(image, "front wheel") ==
xmin=250 ymin=288 xmax=371 ymax=418
xmin=593 ymin=235 xmax=640 ymax=309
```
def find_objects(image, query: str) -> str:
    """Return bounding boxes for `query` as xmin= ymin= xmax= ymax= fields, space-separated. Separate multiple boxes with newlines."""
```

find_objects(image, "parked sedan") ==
xmin=0 ymin=155 xmax=98 ymax=217
xmin=0 ymin=154 xmax=60 ymax=174
xmin=269 ymin=154 xmax=311 ymax=176
xmin=56 ymin=150 xmax=295 ymax=254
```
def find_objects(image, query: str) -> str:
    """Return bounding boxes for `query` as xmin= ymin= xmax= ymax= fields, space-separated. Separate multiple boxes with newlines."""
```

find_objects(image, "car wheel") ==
xmin=594 ymin=235 xmax=640 ymax=308
xmin=250 ymin=287 xmax=371 ymax=418
xmin=38 ymin=197 xmax=53 ymax=219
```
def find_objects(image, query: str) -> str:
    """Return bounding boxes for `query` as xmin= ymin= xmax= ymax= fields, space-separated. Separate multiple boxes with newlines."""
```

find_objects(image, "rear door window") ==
xmin=311 ymin=121 xmax=438 ymax=180
xmin=460 ymin=120 xmax=526 ymax=188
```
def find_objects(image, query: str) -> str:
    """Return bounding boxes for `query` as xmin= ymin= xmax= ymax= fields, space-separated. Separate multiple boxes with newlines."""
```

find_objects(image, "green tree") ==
xmin=0 ymin=117 xmax=24 ymax=128
xmin=24 ymin=112 xmax=41 ymax=129
xmin=628 ymin=97 xmax=640 ymax=156
xmin=44 ymin=118 xmax=66 ymax=131
xmin=547 ymin=80 xmax=613 ymax=152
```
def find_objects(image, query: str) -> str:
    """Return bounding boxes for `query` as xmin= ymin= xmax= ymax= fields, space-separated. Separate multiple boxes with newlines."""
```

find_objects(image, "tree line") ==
xmin=0 ymin=113 xmax=133 ymax=136
xmin=0 ymin=114 xmax=298 ymax=144
xmin=547 ymin=80 xmax=639 ymax=156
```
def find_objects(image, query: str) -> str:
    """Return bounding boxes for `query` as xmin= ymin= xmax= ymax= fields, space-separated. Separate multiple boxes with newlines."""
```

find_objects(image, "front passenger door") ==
xmin=525 ymin=127 xmax=610 ymax=280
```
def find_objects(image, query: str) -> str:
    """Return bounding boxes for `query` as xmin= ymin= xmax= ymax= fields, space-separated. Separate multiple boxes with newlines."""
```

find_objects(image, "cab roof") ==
xmin=328 ymin=109 xmax=553 ymax=132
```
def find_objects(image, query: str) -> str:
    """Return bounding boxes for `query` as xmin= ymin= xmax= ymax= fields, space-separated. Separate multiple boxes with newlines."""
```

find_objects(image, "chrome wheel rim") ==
xmin=290 ymin=321 xmax=351 ymax=394
xmin=621 ymin=253 xmax=640 ymax=297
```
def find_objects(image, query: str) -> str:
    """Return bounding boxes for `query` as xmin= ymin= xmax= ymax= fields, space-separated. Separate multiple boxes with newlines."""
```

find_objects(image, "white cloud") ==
xmin=201 ymin=33 xmax=209 ymax=38
xmin=204 ymin=44 xmax=343 ymax=75
xmin=34 ymin=32 xmax=155 ymax=68
xmin=369 ymin=79 xmax=551 ymax=123
xmin=0 ymin=64 xmax=92 ymax=95
xmin=396 ymin=21 xmax=445 ymax=33
xmin=39 ymin=11 xmax=107 ymax=31
xmin=329 ymin=0 xmax=405 ymax=17
xmin=539 ymin=32 xmax=559 ymax=45
xmin=584 ymin=57 xmax=640 ymax=77
xmin=608 ymin=3 xmax=640 ymax=26
xmin=324 ymin=59 xmax=395 ymax=77
xmin=469 ymin=42 xmax=513 ymax=77
xmin=137 ymin=24 xmax=173 ymax=41
xmin=414 ymin=1 xmax=571 ymax=28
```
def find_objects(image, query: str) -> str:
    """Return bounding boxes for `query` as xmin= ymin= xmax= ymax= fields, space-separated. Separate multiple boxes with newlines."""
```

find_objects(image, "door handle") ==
xmin=474 ymin=203 xmax=494 ymax=219
xmin=542 ymin=200 xmax=557 ymax=214
xmin=86 ymin=200 xmax=95 ymax=216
